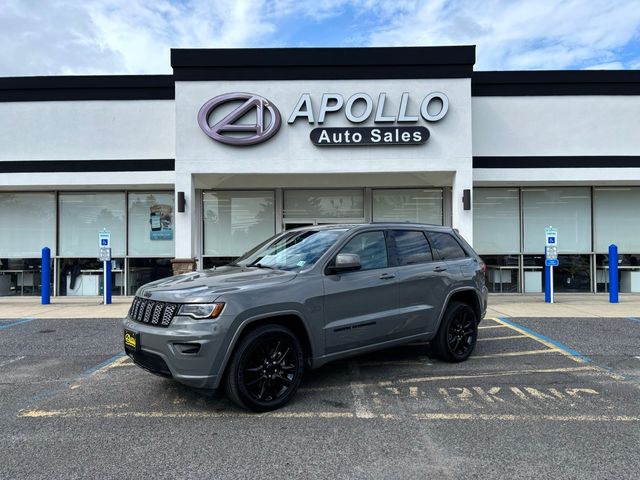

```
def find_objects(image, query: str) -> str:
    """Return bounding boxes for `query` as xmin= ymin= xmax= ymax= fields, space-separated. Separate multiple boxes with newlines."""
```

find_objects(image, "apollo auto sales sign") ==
xmin=197 ymin=91 xmax=449 ymax=147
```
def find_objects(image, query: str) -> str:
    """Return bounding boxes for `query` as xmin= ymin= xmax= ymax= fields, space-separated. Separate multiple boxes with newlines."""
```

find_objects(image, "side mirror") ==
xmin=328 ymin=253 xmax=362 ymax=274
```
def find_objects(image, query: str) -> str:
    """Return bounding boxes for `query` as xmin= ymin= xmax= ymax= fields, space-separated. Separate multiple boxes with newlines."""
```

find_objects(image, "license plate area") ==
xmin=124 ymin=329 xmax=140 ymax=352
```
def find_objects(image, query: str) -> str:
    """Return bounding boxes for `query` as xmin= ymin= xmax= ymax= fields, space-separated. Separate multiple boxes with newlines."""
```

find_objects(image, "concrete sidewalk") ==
xmin=1 ymin=294 xmax=639 ymax=320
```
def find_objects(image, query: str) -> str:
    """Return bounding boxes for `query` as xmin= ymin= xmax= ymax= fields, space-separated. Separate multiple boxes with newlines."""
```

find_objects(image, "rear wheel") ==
xmin=225 ymin=325 xmax=304 ymax=412
xmin=432 ymin=301 xmax=478 ymax=362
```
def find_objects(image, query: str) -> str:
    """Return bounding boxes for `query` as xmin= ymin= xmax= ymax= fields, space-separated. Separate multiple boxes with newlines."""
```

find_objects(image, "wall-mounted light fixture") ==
xmin=462 ymin=189 xmax=471 ymax=210
xmin=177 ymin=191 xmax=186 ymax=213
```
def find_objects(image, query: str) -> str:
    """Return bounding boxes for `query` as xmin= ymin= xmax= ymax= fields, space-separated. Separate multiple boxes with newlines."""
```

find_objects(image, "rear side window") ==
xmin=391 ymin=230 xmax=433 ymax=265
xmin=428 ymin=232 xmax=467 ymax=260
xmin=339 ymin=231 xmax=388 ymax=271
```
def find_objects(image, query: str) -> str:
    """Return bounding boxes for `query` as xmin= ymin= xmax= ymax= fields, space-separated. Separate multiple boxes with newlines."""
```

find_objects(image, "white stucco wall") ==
xmin=472 ymin=96 xmax=640 ymax=157
xmin=0 ymin=100 xmax=175 ymax=161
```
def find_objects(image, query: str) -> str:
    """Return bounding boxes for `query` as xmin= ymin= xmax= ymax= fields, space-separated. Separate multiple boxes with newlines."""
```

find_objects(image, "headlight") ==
xmin=178 ymin=303 xmax=225 ymax=319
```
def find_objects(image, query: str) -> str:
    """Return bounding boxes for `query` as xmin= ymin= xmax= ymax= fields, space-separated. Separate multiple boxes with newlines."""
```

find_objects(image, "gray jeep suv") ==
xmin=123 ymin=224 xmax=488 ymax=411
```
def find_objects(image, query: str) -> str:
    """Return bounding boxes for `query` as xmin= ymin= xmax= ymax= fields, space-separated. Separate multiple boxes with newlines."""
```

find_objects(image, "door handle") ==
xmin=379 ymin=273 xmax=396 ymax=280
xmin=434 ymin=266 xmax=447 ymax=272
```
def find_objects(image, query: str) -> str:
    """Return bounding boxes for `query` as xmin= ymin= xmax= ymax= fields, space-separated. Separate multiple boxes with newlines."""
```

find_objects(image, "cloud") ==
xmin=0 ymin=0 xmax=639 ymax=75
xmin=364 ymin=0 xmax=640 ymax=70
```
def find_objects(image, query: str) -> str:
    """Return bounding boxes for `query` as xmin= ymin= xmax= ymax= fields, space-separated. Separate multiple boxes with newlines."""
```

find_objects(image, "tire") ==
xmin=225 ymin=324 xmax=304 ymax=412
xmin=431 ymin=301 xmax=478 ymax=363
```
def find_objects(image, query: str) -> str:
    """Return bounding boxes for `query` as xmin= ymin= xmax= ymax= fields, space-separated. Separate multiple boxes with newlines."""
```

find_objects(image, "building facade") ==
xmin=1 ymin=46 xmax=639 ymax=296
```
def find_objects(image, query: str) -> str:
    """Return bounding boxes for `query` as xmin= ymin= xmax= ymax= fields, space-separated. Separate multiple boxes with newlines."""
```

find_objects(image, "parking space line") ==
xmin=0 ymin=355 xmax=25 ymax=367
xmin=478 ymin=325 xmax=509 ymax=330
xmin=627 ymin=317 xmax=640 ymax=324
xmin=301 ymin=365 xmax=599 ymax=392
xmin=18 ymin=408 xmax=640 ymax=423
xmin=30 ymin=352 xmax=127 ymax=404
xmin=471 ymin=348 xmax=554 ymax=359
xmin=0 ymin=318 xmax=34 ymax=331
xmin=348 ymin=361 xmax=375 ymax=418
xmin=478 ymin=334 xmax=528 ymax=342
xmin=494 ymin=317 xmax=592 ymax=364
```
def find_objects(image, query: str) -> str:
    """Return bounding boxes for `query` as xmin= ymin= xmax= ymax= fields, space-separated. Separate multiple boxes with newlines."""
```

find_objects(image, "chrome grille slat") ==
xmin=129 ymin=297 xmax=178 ymax=328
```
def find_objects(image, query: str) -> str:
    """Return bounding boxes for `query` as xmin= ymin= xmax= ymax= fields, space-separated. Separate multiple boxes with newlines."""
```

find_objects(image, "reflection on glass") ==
xmin=284 ymin=190 xmax=364 ymax=219
xmin=59 ymin=193 xmax=126 ymax=257
xmin=522 ymin=187 xmax=591 ymax=253
xmin=203 ymin=191 xmax=275 ymax=257
xmin=372 ymin=189 xmax=442 ymax=224
xmin=473 ymin=188 xmax=520 ymax=254
xmin=0 ymin=193 xmax=56 ymax=257
xmin=128 ymin=258 xmax=173 ymax=295
xmin=236 ymin=229 xmax=346 ymax=271
xmin=481 ymin=255 xmax=519 ymax=293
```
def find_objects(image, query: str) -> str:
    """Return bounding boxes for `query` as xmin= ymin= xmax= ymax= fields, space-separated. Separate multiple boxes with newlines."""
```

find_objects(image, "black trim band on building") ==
xmin=171 ymin=46 xmax=476 ymax=81
xmin=473 ymin=156 xmax=640 ymax=169
xmin=0 ymin=159 xmax=175 ymax=173
xmin=472 ymin=71 xmax=640 ymax=96
xmin=0 ymin=75 xmax=175 ymax=102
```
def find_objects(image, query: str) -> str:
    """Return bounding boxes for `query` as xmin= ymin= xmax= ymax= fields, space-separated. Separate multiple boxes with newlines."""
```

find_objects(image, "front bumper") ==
xmin=122 ymin=315 xmax=228 ymax=389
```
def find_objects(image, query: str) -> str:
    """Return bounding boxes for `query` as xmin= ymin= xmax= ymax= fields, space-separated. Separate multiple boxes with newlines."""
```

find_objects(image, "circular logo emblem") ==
xmin=197 ymin=92 xmax=281 ymax=146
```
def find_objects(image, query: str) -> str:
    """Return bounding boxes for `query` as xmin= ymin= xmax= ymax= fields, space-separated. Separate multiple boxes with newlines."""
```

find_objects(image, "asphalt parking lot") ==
xmin=1 ymin=315 xmax=639 ymax=479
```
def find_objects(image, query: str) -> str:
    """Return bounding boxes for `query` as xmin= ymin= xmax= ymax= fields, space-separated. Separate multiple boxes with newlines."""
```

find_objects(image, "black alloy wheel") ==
xmin=432 ymin=301 xmax=478 ymax=362
xmin=225 ymin=325 xmax=304 ymax=412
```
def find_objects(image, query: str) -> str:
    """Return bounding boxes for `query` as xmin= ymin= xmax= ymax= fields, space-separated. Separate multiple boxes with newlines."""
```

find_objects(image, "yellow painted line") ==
xmin=478 ymin=325 xmax=509 ymax=330
xmin=18 ymin=408 xmax=640 ymax=423
xmin=478 ymin=334 xmax=528 ymax=342
xmin=471 ymin=348 xmax=554 ymax=359
xmin=492 ymin=317 xmax=586 ymax=364
xmin=96 ymin=355 xmax=130 ymax=373
xmin=300 ymin=365 xmax=599 ymax=392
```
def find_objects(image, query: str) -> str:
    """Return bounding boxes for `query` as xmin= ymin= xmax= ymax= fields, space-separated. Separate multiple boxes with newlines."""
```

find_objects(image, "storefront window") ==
xmin=481 ymin=255 xmax=520 ymax=293
xmin=594 ymin=188 xmax=640 ymax=253
xmin=128 ymin=192 xmax=175 ymax=256
xmin=0 ymin=193 xmax=56 ymax=257
xmin=128 ymin=258 xmax=173 ymax=295
xmin=58 ymin=257 xmax=123 ymax=296
xmin=284 ymin=189 xmax=364 ymax=219
xmin=473 ymin=188 xmax=519 ymax=254
xmin=595 ymin=254 xmax=640 ymax=293
xmin=523 ymin=187 xmax=591 ymax=253
xmin=203 ymin=191 xmax=275 ymax=257
xmin=59 ymin=193 xmax=126 ymax=257
xmin=372 ymin=189 xmax=442 ymax=224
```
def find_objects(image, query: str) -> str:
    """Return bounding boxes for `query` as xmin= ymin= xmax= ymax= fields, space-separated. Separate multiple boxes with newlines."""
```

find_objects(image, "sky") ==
xmin=1 ymin=0 xmax=640 ymax=76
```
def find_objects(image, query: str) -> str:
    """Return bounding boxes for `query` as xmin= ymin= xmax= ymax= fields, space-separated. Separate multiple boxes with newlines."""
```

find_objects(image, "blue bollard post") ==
xmin=105 ymin=260 xmax=112 ymax=305
xmin=41 ymin=247 xmax=50 ymax=305
xmin=609 ymin=244 xmax=618 ymax=304
xmin=544 ymin=262 xmax=551 ymax=303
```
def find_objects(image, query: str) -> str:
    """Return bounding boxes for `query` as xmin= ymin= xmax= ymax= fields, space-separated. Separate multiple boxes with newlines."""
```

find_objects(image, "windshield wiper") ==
xmin=247 ymin=262 xmax=275 ymax=270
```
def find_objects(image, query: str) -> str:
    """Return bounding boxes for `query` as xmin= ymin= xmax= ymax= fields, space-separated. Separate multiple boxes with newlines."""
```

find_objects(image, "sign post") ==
xmin=98 ymin=229 xmax=111 ymax=305
xmin=544 ymin=227 xmax=559 ymax=304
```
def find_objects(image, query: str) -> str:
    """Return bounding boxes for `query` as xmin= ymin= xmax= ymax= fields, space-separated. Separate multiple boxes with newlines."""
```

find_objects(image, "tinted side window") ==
xmin=428 ymin=232 xmax=467 ymax=260
xmin=339 ymin=231 xmax=388 ymax=271
xmin=391 ymin=230 xmax=433 ymax=265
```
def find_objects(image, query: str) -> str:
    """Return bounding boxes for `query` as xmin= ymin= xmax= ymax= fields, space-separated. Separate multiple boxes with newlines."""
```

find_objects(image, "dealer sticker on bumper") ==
xmin=124 ymin=330 xmax=139 ymax=351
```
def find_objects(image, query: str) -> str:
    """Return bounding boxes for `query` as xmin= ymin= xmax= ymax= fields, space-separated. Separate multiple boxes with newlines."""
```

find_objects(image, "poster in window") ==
xmin=150 ymin=204 xmax=173 ymax=240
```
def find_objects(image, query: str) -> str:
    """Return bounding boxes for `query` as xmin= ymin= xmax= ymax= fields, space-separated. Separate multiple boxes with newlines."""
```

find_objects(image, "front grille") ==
xmin=129 ymin=297 xmax=178 ymax=328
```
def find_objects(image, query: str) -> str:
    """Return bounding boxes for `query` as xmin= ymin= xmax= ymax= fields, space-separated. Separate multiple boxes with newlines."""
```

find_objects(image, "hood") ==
xmin=136 ymin=266 xmax=297 ymax=303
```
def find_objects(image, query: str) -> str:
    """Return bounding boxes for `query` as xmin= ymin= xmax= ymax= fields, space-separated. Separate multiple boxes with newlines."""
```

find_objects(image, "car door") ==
xmin=388 ymin=229 xmax=450 ymax=335
xmin=322 ymin=230 xmax=399 ymax=354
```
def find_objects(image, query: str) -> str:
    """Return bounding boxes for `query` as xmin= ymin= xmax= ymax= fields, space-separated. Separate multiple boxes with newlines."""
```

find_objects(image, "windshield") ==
xmin=235 ymin=229 xmax=346 ymax=271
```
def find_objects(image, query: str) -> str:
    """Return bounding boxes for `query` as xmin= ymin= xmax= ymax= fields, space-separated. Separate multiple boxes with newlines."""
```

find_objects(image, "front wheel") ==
xmin=225 ymin=324 xmax=304 ymax=412
xmin=431 ymin=301 xmax=478 ymax=362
